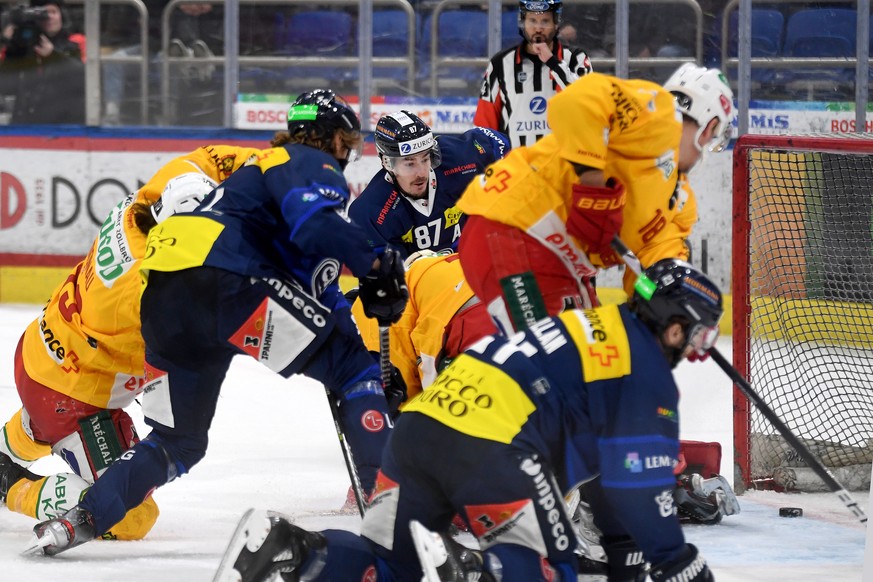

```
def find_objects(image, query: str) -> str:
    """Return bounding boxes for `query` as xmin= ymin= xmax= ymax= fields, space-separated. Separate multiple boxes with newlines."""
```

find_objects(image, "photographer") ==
xmin=0 ymin=0 xmax=84 ymax=124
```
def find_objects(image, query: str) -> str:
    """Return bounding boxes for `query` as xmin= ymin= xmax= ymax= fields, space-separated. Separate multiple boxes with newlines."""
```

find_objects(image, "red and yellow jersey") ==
xmin=459 ymin=72 xmax=696 ymax=295
xmin=351 ymin=254 xmax=479 ymax=400
xmin=20 ymin=145 xmax=259 ymax=408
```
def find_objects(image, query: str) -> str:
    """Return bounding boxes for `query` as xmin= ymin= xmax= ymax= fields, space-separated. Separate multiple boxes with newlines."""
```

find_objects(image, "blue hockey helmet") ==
xmin=287 ymin=89 xmax=362 ymax=167
xmin=630 ymin=259 xmax=723 ymax=363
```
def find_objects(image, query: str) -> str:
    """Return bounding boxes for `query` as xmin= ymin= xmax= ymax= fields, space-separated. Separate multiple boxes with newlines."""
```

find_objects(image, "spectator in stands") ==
xmin=475 ymin=0 xmax=592 ymax=148
xmin=0 ymin=0 xmax=84 ymax=124
xmin=101 ymin=0 xmax=221 ymax=125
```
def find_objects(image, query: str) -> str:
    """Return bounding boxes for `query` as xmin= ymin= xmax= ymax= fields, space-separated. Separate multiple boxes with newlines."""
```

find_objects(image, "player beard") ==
xmin=403 ymin=177 xmax=429 ymax=200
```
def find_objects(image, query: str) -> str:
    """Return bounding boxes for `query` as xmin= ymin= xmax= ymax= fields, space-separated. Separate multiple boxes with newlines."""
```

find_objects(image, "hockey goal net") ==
xmin=732 ymin=133 xmax=873 ymax=492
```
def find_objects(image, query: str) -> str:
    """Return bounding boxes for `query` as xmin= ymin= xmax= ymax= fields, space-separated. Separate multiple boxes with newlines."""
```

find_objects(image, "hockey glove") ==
xmin=567 ymin=179 xmax=626 ymax=256
xmin=649 ymin=544 xmax=713 ymax=582
xmin=359 ymin=246 xmax=409 ymax=326
xmin=385 ymin=364 xmax=408 ymax=418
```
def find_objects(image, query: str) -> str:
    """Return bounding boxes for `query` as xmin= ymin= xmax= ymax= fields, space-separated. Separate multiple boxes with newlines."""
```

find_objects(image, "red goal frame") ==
xmin=731 ymin=133 xmax=873 ymax=487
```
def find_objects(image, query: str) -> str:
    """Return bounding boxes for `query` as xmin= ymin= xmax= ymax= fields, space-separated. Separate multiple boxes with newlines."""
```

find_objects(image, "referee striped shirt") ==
xmin=474 ymin=42 xmax=592 ymax=148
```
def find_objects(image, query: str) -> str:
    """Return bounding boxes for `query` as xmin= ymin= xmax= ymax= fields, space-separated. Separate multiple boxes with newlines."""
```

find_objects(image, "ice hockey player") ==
xmin=458 ymin=62 xmax=736 ymax=333
xmin=349 ymin=110 xmax=509 ymax=259
xmin=214 ymin=259 xmax=725 ymax=582
xmin=26 ymin=89 xmax=408 ymax=556
xmin=350 ymin=250 xmax=496 ymax=404
xmin=0 ymin=145 xmax=259 ymax=541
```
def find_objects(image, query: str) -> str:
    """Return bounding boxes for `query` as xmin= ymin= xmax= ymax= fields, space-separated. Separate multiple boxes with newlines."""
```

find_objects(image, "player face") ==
xmin=522 ymin=12 xmax=558 ymax=46
xmin=390 ymin=151 xmax=431 ymax=199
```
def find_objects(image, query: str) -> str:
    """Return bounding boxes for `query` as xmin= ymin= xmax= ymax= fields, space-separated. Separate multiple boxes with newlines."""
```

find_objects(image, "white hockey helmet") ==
xmin=664 ymin=63 xmax=736 ymax=153
xmin=150 ymin=172 xmax=218 ymax=223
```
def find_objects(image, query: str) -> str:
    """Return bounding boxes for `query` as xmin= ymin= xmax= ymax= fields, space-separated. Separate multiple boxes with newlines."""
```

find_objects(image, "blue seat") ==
xmin=275 ymin=10 xmax=355 ymax=56
xmin=725 ymin=8 xmax=785 ymax=83
xmin=501 ymin=10 xmax=519 ymax=50
xmin=419 ymin=10 xmax=490 ymax=95
xmin=274 ymin=10 xmax=355 ymax=85
xmin=371 ymin=9 xmax=418 ymax=88
xmin=781 ymin=8 xmax=856 ymax=97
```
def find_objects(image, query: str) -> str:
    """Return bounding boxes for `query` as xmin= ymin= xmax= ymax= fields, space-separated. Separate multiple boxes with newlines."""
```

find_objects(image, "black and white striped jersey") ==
xmin=474 ymin=42 xmax=592 ymax=148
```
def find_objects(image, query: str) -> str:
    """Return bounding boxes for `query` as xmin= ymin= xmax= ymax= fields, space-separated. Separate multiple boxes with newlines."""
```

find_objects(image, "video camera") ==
xmin=4 ymin=4 xmax=50 ymax=54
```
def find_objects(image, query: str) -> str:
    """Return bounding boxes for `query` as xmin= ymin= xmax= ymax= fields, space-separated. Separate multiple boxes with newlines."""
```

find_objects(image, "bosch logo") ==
xmin=0 ymin=172 xmax=26 ymax=229
xmin=719 ymin=94 xmax=732 ymax=114
xmin=529 ymin=96 xmax=547 ymax=114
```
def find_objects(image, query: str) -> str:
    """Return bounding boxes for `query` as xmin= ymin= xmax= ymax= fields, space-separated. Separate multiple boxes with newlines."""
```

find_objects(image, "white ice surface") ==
xmin=0 ymin=303 xmax=867 ymax=581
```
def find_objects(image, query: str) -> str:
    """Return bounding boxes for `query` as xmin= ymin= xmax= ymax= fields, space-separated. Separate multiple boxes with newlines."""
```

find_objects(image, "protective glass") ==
xmin=687 ymin=322 xmax=720 ymax=356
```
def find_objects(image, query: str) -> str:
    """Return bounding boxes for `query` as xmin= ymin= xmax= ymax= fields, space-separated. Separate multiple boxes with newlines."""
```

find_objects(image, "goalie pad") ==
xmin=51 ymin=410 xmax=138 ymax=483
xmin=674 ymin=474 xmax=740 ymax=525
xmin=675 ymin=440 xmax=722 ymax=477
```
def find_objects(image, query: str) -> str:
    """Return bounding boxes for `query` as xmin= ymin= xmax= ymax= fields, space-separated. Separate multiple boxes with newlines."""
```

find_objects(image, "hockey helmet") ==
xmin=375 ymin=110 xmax=442 ymax=172
xmin=150 ymin=172 xmax=218 ymax=224
xmin=630 ymin=258 xmax=723 ymax=361
xmin=664 ymin=63 xmax=736 ymax=153
xmin=518 ymin=0 xmax=562 ymax=36
xmin=287 ymin=89 xmax=362 ymax=167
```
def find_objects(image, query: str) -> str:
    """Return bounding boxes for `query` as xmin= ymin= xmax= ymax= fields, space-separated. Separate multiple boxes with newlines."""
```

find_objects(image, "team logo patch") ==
xmin=361 ymin=410 xmax=385 ymax=432
xmin=361 ymin=566 xmax=378 ymax=582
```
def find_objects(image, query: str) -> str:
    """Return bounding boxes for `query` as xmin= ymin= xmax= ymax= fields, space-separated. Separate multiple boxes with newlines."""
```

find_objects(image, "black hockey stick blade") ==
xmin=325 ymin=388 xmax=367 ymax=517
xmin=610 ymin=236 xmax=867 ymax=525
xmin=708 ymin=348 xmax=867 ymax=525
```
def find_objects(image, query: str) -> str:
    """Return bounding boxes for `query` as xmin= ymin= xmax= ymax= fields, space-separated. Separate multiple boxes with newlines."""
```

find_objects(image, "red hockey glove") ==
xmin=566 ymin=179 xmax=626 ymax=255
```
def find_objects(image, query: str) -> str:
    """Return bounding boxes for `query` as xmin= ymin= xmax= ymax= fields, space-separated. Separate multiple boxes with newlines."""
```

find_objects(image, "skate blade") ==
xmin=22 ymin=530 xmax=56 ymax=555
xmin=409 ymin=519 xmax=447 ymax=582
xmin=214 ymin=508 xmax=288 ymax=582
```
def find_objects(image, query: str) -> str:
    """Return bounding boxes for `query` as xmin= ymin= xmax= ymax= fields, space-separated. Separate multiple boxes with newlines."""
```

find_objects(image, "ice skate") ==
xmin=213 ymin=508 xmax=326 ymax=582
xmin=410 ymin=519 xmax=491 ymax=582
xmin=25 ymin=506 xmax=96 ymax=556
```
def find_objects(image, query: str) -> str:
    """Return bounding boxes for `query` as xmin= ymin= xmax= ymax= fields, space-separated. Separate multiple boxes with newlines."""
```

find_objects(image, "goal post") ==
xmin=732 ymin=133 xmax=873 ymax=492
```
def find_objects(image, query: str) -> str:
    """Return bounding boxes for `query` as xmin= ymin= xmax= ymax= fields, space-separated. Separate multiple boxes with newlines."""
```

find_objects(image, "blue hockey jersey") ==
xmin=349 ymin=127 xmax=509 ymax=257
xmin=142 ymin=144 xmax=377 ymax=297
xmin=403 ymin=303 xmax=686 ymax=566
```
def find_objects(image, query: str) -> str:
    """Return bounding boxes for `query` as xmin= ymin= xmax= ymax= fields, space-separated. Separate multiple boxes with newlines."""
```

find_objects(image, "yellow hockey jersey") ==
xmin=21 ymin=145 xmax=260 ymax=408
xmin=458 ymin=72 xmax=696 ymax=295
xmin=351 ymin=254 xmax=478 ymax=400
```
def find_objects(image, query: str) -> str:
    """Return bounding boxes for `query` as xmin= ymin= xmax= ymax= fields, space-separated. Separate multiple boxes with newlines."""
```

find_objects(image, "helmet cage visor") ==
xmin=686 ymin=321 xmax=720 ymax=356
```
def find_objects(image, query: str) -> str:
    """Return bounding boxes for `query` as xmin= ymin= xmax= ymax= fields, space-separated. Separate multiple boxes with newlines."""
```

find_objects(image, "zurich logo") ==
xmin=400 ymin=144 xmax=412 ymax=154
xmin=529 ymin=96 xmax=547 ymax=114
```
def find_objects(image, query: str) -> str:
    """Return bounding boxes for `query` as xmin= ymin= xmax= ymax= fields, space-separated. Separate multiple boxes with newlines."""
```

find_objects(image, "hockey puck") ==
xmin=779 ymin=507 xmax=803 ymax=518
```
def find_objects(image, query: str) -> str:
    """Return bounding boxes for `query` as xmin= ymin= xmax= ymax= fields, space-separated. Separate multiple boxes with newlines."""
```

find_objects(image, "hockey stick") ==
xmin=610 ymin=236 xmax=868 ymax=525
xmin=324 ymin=388 xmax=367 ymax=517
xmin=379 ymin=325 xmax=391 ymax=389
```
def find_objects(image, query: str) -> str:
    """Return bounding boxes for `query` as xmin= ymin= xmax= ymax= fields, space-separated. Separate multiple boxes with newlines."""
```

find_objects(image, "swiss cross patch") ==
xmin=228 ymin=299 xmax=269 ymax=359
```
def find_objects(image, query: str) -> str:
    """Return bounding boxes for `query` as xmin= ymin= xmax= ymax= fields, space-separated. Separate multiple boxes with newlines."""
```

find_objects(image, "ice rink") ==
xmin=0 ymin=302 xmax=867 ymax=581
